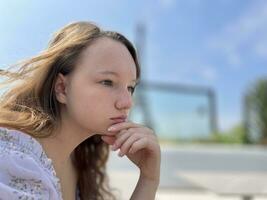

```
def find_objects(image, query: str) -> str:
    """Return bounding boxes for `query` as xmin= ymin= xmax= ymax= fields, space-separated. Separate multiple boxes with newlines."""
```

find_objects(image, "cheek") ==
xmin=71 ymin=91 xmax=102 ymax=115
xmin=67 ymin=89 xmax=114 ymax=131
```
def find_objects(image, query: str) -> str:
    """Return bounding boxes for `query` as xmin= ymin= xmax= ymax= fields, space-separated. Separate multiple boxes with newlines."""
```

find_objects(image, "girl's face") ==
xmin=55 ymin=37 xmax=137 ymax=136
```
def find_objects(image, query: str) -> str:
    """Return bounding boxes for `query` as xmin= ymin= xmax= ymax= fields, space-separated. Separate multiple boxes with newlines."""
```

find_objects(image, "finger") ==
xmin=115 ymin=129 xmax=128 ymax=138
xmin=112 ymin=131 xmax=132 ymax=151
xmin=128 ymin=137 xmax=150 ymax=154
xmin=118 ymin=134 xmax=142 ymax=157
xmin=101 ymin=135 xmax=116 ymax=145
xmin=107 ymin=121 xmax=141 ymax=134
xmin=105 ymin=127 xmax=127 ymax=136
xmin=101 ymin=129 xmax=127 ymax=146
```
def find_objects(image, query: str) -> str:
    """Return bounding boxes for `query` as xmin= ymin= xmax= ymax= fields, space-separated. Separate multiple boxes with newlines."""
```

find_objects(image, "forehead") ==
xmin=75 ymin=37 xmax=137 ymax=78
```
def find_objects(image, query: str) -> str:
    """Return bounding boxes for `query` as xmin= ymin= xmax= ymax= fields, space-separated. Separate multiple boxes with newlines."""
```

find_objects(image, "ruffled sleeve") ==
xmin=0 ymin=127 xmax=62 ymax=200
xmin=0 ymin=148 xmax=58 ymax=199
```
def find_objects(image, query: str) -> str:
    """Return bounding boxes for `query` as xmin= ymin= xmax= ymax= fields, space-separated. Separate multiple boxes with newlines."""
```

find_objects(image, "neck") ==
xmin=36 ymin=117 xmax=94 ymax=180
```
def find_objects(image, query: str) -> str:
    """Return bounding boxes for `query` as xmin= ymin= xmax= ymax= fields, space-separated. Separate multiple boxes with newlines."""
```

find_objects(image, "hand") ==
xmin=101 ymin=121 xmax=161 ymax=182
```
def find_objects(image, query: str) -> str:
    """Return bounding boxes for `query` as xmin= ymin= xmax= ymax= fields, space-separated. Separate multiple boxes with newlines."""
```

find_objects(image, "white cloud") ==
xmin=146 ymin=43 xmax=219 ymax=84
xmin=208 ymin=0 xmax=267 ymax=68
xmin=158 ymin=0 xmax=176 ymax=9
xmin=254 ymin=39 xmax=267 ymax=59
xmin=200 ymin=67 xmax=218 ymax=82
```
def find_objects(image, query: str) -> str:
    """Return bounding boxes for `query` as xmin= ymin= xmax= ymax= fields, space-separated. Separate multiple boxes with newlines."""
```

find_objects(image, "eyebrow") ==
xmin=97 ymin=70 xmax=138 ymax=83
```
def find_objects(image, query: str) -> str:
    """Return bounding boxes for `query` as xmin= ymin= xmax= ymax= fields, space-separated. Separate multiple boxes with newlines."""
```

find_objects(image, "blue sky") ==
xmin=0 ymin=0 xmax=266 ymax=133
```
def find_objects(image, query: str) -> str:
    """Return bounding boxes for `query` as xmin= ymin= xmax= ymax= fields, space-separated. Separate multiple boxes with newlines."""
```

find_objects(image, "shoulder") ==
xmin=0 ymin=127 xmax=62 ymax=200
xmin=0 ymin=150 xmax=51 ymax=199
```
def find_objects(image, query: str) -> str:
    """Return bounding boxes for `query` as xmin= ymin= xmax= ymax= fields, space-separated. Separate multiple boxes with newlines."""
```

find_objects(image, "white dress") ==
xmin=0 ymin=126 xmax=80 ymax=200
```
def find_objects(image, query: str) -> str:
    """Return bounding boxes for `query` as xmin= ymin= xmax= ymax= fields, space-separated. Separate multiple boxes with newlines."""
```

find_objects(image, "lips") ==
xmin=110 ymin=115 xmax=127 ymax=124
xmin=111 ymin=118 xmax=126 ymax=124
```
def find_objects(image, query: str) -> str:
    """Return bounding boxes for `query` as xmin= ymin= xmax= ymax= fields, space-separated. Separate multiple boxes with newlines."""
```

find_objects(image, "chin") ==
xmin=93 ymin=125 xmax=109 ymax=135
xmin=86 ymin=120 xmax=112 ymax=135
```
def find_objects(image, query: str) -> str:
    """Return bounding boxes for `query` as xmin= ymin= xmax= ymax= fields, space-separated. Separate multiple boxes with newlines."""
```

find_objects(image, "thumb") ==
xmin=101 ymin=135 xmax=116 ymax=145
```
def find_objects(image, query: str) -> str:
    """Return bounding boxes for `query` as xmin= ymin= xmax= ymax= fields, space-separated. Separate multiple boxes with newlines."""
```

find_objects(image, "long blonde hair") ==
xmin=0 ymin=21 xmax=140 ymax=200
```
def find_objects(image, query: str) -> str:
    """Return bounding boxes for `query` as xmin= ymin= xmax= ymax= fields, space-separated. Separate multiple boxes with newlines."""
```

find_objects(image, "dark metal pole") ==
xmin=242 ymin=195 xmax=253 ymax=200
xmin=133 ymin=23 xmax=154 ymax=129
xmin=208 ymin=89 xmax=218 ymax=134
xmin=243 ymin=94 xmax=251 ymax=144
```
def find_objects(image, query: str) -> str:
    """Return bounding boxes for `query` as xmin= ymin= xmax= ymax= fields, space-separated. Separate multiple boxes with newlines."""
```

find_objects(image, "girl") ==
xmin=0 ymin=21 xmax=161 ymax=200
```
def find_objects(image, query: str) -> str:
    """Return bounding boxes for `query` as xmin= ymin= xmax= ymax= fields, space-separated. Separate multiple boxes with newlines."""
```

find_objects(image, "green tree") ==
xmin=246 ymin=78 xmax=267 ymax=144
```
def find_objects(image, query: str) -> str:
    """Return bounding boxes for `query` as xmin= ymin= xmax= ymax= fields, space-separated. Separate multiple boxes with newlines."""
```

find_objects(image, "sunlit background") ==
xmin=0 ymin=0 xmax=267 ymax=199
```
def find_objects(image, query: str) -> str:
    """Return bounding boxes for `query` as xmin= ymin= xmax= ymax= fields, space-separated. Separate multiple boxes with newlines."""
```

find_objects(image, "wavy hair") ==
xmin=0 ymin=21 xmax=141 ymax=200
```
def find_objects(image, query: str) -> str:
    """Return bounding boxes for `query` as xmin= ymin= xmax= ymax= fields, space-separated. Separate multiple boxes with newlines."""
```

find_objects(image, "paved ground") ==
xmin=107 ymin=170 xmax=267 ymax=200
xmin=106 ymin=144 xmax=267 ymax=200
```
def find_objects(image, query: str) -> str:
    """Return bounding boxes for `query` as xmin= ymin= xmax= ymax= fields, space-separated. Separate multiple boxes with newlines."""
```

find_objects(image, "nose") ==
xmin=115 ymin=89 xmax=133 ymax=111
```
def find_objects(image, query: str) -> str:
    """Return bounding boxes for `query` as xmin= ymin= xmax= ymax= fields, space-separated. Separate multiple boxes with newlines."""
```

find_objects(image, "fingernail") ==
xmin=108 ymin=127 xmax=115 ymax=131
xmin=118 ymin=151 xmax=123 ymax=157
xmin=111 ymin=145 xmax=117 ymax=151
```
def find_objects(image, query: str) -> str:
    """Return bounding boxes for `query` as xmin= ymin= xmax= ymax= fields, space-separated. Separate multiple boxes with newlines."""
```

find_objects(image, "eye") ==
xmin=100 ymin=80 xmax=113 ymax=86
xmin=128 ymin=86 xmax=136 ymax=95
